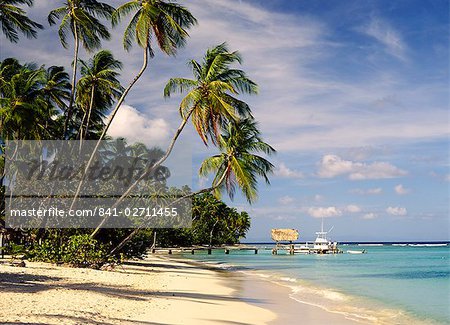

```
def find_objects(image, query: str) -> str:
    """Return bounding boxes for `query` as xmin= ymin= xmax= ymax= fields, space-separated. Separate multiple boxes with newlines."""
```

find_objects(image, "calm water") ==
xmin=182 ymin=244 xmax=450 ymax=324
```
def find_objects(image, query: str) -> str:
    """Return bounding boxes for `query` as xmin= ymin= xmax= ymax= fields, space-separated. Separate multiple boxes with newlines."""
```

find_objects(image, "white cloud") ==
xmin=386 ymin=206 xmax=408 ymax=216
xmin=108 ymin=104 xmax=170 ymax=147
xmin=278 ymin=195 xmax=295 ymax=205
xmin=317 ymin=155 xmax=407 ymax=180
xmin=395 ymin=184 xmax=410 ymax=195
xmin=362 ymin=213 xmax=378 ymax=220
xmin=351 ymin=187 xmax=383 ymax=195
xmin=2 ymin=0 xmax=448 ymax=155
xmin=346 ymin=205 xmax=362 ymax=213
xmin=362 ymin=18 xmax=407 ymax=61
xmin=274 ymin=162 xmax=304 ymax=179
xmin=307 ymin=207 xmax=342 ymax=218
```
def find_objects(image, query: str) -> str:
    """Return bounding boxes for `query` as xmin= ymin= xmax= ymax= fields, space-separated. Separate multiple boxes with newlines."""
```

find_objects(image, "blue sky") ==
xmin=1 ymin=0 xmax=448 ymax=241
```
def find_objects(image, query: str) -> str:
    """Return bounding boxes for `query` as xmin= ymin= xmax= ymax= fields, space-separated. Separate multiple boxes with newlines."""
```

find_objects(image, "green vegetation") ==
xmin=156 ymin=193 xmax=251 ymax=247
xmin=0 ymin=0 xmax=274 ymax=267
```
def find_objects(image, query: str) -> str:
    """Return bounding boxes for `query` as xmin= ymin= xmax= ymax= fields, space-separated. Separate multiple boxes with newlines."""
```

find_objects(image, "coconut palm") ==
xmin=101 ymin=0 xmax=197 ymax=137
xmin=199 ymin=118 xmax=275 ymax=203
xmin=0 ymin=64 xmax=48 ymax=139
xmin=93 ymin=45 xmax=259 ymax=241
xmin=76 ymin=50 xmax=123 ymax=139
xmin=0 ymin=59 xmax=70 ymax=140
xmin=0 ymin=0 xmax=43 ymax=43
xmin=41 ymin=65 xmax=71 ymax=113
xmin=74 ymin=0 xmax=196 ymax=224
xmin=48 ymin=0 xmax=115 ymax=138
xmin=164 ymin=43 xmax=257 ymax=144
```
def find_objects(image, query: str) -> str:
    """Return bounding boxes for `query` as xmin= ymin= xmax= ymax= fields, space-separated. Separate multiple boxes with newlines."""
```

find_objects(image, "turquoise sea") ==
xmin=182 ymin=243 xmax=450 ymax=324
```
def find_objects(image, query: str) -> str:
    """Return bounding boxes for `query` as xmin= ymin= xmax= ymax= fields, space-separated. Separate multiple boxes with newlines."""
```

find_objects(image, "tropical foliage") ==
xmin=0 ymin=0 xmax=275 ymax=267
xmin=0 ymin=0 xmax=43 ymax=43
xmin=200 ymin=118 xmax=275 ymax=203
xmin=152 ymin=193 xmax=251 ymax=247
xmin=164 ymin=43 xmax=257 ymax=144
xmin=112 ymin=0 xmax=197 ymax=55
xmin=76 ymin=50 xmax=124 ymax=139
xmin=48 ymin=0 xmax=115 ymax=137
xmin=0 ymin=59 xmax=69 ymax=139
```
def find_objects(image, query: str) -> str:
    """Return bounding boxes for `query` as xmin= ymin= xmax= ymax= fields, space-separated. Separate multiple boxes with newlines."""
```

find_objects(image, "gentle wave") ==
xmin=358 ymin=244 xmax=383 ymax=246
xmin=241 ymin=269 xmax=440 ymax=325
xmin=408 ymin=244 xmax=448 ymax=247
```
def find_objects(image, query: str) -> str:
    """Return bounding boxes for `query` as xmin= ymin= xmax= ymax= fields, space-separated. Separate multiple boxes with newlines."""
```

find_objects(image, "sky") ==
xmin=1 ymin=0 xmax=449 ymax=241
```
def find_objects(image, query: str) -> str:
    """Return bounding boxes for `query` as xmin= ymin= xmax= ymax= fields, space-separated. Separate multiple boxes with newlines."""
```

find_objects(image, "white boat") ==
xmin=347 ymin=250 xmax=366 ymax=254
xmin=313 ymin=218 xmax=338 ymax=253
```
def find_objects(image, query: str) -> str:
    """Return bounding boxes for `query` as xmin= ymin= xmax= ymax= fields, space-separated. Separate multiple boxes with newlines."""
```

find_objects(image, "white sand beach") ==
xmin=0 ymin=256 xmax=360 ymax=324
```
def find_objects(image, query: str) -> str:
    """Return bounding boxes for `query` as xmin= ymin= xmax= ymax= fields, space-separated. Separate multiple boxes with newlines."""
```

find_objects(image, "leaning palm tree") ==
xmin=76 ymin=50 xmax=123 ymax=140
xmin=48 ymin=0 xmax=115 ymax=138
xmin=108 ymin=118 xmax=275 ymax=255
xmin=73 ymin=0 xmax=196 ymax=219
xmin=90 ymin=44 xmax=257 ymax=237
xmin=164 ymin=43 xmax=258 ymax=144
xmin=0 ymin=0 xmax=43 ymax=43
xmin=100 ymin=0 xmax=197 ymax=139
xmin=200 ymin=118 xmax=275 ymax=203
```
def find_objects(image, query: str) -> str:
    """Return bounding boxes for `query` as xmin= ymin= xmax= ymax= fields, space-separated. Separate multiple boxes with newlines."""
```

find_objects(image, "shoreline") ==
xmin=172 ymin=253 xmax=444 ymax=325
xmin=160 ymin=255 xmax=362 ymax=325
xmin=0 ymin=255 xmax=361 ymax=324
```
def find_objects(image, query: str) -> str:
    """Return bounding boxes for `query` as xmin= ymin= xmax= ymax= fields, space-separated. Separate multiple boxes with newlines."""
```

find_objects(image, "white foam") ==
xmin=358 ymin=244 xmax=383 ymax=246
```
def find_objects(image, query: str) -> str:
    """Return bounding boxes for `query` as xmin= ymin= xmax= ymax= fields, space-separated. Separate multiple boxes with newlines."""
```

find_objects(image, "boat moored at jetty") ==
xmin=271 ymin=219 xmax=340 ymax=254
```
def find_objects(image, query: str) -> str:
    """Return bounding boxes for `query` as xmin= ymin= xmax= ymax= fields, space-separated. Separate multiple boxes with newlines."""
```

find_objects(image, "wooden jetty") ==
xmin=149 ymin=245 xmax=259 ymax=255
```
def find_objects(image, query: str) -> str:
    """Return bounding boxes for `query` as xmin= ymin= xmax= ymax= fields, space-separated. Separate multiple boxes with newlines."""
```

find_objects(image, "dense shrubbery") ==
xmin=155 ymin=193 xmax=251 ymax=247
xmin=23 ymin=229 xmax=155 ymax=267
xmin=28 ymin=234 xmax=108 ymax=268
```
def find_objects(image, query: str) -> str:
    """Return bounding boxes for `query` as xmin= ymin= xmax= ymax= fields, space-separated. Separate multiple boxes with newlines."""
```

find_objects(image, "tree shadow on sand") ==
xmin=0 ymin=272 xmax=63 ymax=294
xmin=0 ymin=269 xmax=267 ymax=305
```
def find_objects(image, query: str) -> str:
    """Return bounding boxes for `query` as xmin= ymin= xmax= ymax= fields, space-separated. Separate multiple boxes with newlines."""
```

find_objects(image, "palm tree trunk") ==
xmin=209 ymin=219 xmax=220 ymax=247
xmin=101 ymin=48 xmax=149 ymax=137
xmin=69 ymin=46 xmax=149 ymax=212
xmin=63 ymin=21 xmax=79 ymax=139
xmin=107 ymin=168 xmax=228 ymax=256
xmin=83 ymin=85 xmax=95 ymax=140
xmin=77 ymin=108 xmax=88 ymax=140
xmin=89 ymin=105 xmax=195 ymax=238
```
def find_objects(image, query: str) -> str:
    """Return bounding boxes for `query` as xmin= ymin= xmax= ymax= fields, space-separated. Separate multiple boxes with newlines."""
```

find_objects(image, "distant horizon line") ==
xmin=242 ymin=240 xmax=450 ymax=244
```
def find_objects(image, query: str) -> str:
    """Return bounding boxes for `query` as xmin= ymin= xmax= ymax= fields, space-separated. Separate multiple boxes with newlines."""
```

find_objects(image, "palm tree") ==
xmin=0 ymin=60 xmax=69 ymax=140
xmin=42 ymin=65 xmax=71 ymax=113
xmin=200 ymin=118 xmax=275 ymax=203
xmin=102 ymin=0 xmax=197 ymax=138
xmin=107 ymin=118 xmax=275 ymax=255
xmin=48 ymin=0 xmax=115 ymax=138
xmin=164 ymin=43 xmax=257 ymax=144
xmin=0 ymin=0 xmax=43 ymax=43
xmin=73 ymin=0 xmax=196 ymax=222
xmin=76 ymin=50 xmax=123 ymax=140
xmin=0 ymin=63 xmax=48 ymax=139
xmin=95 ymin=45 xmax=259 ymax=243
